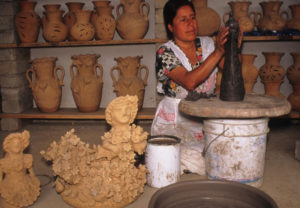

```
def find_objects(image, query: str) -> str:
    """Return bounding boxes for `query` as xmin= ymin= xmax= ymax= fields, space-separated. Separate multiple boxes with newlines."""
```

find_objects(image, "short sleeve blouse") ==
xmin=156 ymin=37 xmax=217 ymax=99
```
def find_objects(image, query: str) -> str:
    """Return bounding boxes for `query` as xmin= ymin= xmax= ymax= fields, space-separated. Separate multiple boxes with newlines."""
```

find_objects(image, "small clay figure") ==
xmin=41 ymin=95 xmax=148 ymax=208
xmin=0 ymin=130 xmax=40 ymax=208
xmin=220 ymin=13 xmax=245 ymax=101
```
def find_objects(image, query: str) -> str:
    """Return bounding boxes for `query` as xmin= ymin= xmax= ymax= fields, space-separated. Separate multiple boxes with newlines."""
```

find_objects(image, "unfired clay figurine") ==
xmin=41 ymin=95 xmax=148 ymax=208
xmin=0 ymin=130 xmax=40 ymax=208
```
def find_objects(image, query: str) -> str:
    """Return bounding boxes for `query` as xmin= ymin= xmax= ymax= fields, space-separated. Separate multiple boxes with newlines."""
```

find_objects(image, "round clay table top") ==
xmin=179 ymin=94 xmax=291 ymax=118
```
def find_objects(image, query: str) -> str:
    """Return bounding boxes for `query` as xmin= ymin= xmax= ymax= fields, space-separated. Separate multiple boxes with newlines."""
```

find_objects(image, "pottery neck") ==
xmin=291 ymin=52 xmax=300 ymax=67
xmin=74 ymin=10 xmax=92 ymax=23
xmin=92 ymin=1 xmax=111 ymax=7
xmin=260 ymin=1 xmax=283 ymax=16
xmin=66 ymin=2 xmax=85 ymax=11
xmin=19 ymin=1 xmax=37 ymax=12
xmin=290 ymin=5 xmax=300 ymax=19
xmin=191 ymin=0 xmax=207 ymax=8
xmin=72 ymin=55 xmax=99 ymax=76
xmin=32 ymin=58 xmax=57 ymax=80
xmin=96 ymin=6 xmax=113 ymax=16
xmin=229 ymin=1 xmax=251 ymax=18
xmin=43 ymin=4 xmax=61 ymax=12
xmin=241 ymin=54 xmax=257 ymax=64
xmin=263 ymin=52 xmax=284 ymax=65
xmin=45 ymin=10 xmax=64 ymax=22
xmin=122 ymin=0 xmax=142 ymax=13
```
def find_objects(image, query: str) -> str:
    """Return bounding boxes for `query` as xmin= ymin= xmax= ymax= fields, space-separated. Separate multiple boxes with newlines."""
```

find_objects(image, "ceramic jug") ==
xmin=42 ymin=10 xmax=68 ymax=43
xmin=70 ymin=10 xmax=95 ymax=41
xmin=116 ymin=0 xmax=150 ymax=40
xmin=241 ymin=54 xmax=258 ymax=94
xmin=223 ymin=1 xmax=256 ymax=32
xmin=70 ymin=54 xmax=103 ymax=112
xmin=259 ymin=52 xmax=285 ymax=99
xmin=191 ymin=0 xmax=220 ymax=36
xmin=26 ymin=57 xmax=65 ymax=112
xmin=287 ymin=4 xmax=300 ymax=31
xmin=94 ymin=5 xmax=116 ymax=40
xmin=110 ymin=56 xmax=149 ymax=111
xmin=91 ymin=0 xmax=111 ymax=26
xmin=63 ymin=2 xmax=85 ymax=41
xmin=287 ymin=52 xmax=300 ymax=111
xmin=15 ymin=1 xmax=41 ymax=43
xmin=256 ymin=1 xmax=288 ymax=32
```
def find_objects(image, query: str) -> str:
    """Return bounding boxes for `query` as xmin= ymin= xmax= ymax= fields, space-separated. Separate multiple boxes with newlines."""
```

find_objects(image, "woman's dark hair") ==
xmin=163 ymin=0 xmax=195 ymax=39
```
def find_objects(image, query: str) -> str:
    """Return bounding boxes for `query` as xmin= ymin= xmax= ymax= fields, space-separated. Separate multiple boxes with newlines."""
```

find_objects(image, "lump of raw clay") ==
xmin=41 ymin=95 xmax=148 ymax=208
xmin=0 ymin=130 xmax=40 ymax=208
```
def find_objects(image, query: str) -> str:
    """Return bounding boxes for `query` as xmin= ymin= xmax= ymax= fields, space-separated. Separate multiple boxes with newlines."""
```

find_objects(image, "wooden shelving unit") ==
xmin=0 ymin=108 xmax=156 ymax=120
xmin=1 ymin=36 xmax=299 ymax=120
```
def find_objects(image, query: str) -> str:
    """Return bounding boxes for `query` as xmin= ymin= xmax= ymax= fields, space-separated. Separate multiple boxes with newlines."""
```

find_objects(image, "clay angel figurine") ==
xmin=41 ymin=95 xmax=148 ymax=208
xmin=0 ymin=130 xmax=40 ymax=208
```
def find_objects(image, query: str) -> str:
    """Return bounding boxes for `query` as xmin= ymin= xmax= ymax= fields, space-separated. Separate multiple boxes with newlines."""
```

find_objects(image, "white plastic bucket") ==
xmin=146 ymin=135 xmax=181 ymax=188
xmin=203 ymin=118 xmax=269 ymax=187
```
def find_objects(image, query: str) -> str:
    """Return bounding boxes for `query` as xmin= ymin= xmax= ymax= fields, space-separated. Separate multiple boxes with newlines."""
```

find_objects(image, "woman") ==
xmin=151 ymin=0 xmax=242 ymax=174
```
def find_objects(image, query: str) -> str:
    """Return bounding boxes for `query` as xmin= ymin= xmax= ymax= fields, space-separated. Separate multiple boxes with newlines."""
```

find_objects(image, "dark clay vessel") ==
xmin=220 ymin=13 xmax=245 ymax=101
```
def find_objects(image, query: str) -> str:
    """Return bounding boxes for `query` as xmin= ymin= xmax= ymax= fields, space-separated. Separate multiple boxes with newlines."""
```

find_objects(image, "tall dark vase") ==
xmin=220 ymin=14 xmax=245 ymax=101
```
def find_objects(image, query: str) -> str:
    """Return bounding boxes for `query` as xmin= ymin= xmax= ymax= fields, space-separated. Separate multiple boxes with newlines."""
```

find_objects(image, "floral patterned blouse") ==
xmin=156 ymin=37 xmax=217 ymax=99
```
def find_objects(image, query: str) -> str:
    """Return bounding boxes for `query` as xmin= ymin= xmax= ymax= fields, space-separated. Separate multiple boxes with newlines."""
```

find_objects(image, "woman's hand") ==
xmin=215 ymin=26 xmax=229 ymax=55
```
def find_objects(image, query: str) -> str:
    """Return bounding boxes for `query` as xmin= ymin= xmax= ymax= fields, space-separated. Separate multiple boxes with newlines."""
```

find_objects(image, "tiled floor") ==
xmin=0 ymin=118 xmax=299 ymax=208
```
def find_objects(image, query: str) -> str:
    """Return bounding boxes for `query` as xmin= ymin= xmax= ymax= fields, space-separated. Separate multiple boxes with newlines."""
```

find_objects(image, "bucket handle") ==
xmin=202 ymin=128 xmax=229 ymax=157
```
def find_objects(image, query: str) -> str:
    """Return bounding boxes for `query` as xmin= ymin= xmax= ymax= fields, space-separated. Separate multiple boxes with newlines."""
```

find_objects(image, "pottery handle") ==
xmin=139 ymin=65 xmax=149 ymax=85
xmin=280 ymin=11 xmax=289 ymax=21
xmin=55 ymin=65 xmax=65 ymax=86
xmin=26 ymin=68 xmax=36 ymax=88
xmin=110 ymin=66 xmax=120 ymax=86
xmin=116 ymin=4 xmax=123 ymax=18
xmin=95 ymin=63 xmax=103 ymax=83
xmin=254 ymin=12 xmax=262 ymax=26
xmin=223 ymin=12 xmax=230 ymax=24
xmin=140 ymin=2 xmax=150 ymax=19
xmin=70 ymin=63 xmax=77 ymax=80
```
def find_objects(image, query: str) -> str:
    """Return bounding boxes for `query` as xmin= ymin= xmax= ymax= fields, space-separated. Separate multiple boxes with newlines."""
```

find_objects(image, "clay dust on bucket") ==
xmin=145 ymin=135 xmax=181 ymax=188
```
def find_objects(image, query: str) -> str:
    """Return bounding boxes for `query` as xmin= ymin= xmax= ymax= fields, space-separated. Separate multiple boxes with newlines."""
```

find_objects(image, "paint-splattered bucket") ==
xmin=146 ymin=135 xmax=181 ymax=188
xmin=203 ymin=118 xmax=269 ymax=187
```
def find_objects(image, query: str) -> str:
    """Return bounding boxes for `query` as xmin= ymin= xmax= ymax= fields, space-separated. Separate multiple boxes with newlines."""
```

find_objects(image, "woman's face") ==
xmin=111 ymin=104 xmax=131 ymax=125
xmin=168 ymin=5 xmax=197 ymax=42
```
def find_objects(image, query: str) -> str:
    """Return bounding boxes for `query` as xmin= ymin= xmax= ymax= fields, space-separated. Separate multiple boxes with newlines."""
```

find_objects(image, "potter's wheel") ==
xmin=148 ymin=180 xmax=278 ymax=208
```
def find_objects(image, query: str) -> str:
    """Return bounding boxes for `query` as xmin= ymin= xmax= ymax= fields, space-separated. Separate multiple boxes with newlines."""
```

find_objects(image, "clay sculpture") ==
xmin=0 ymin=130 xmax=40 ymax=208
xmin=41 ymin=95 xmax=148 ymax=208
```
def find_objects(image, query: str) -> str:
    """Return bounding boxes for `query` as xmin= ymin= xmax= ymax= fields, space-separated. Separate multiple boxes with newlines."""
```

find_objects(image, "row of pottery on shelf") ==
xmin=26 ymin=55 xmax=149 ymax=113
xmin=14 ymin=0 xmax=149 ymax=43
xmin=191 ymin=0 xmax=300 ymax=36
xmin=216 ymin=52 xmax=300 ymax=111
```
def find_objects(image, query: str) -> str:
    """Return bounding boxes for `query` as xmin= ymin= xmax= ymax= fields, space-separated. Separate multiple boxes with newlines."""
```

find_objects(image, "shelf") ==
xmin=0 ymin=108 xmax=156 ymax=120
xmin=0 ymin=39 xmax=167 ymax=49
xmin=243 ymin=35 xmax=300 ymax=41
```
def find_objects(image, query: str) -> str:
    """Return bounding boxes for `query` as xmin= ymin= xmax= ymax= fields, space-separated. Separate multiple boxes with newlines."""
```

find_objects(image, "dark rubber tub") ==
xmin=148 ymin=180 xmax=278 ymax=208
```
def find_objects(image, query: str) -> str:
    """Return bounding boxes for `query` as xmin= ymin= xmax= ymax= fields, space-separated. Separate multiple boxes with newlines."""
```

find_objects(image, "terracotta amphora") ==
xmin=191 ymin=0 xmax=220 ymax=36
xmin=42 ymin=10 xmax=68 ymax=43
xmin=223 ymin=1 xmax=256 ymax=32
xmin=91 ymin=1 xmax=111 ymax=26
xmin=116 ymin=0 xmax=150 ymax=40
xmin=255 ymin=1 xmax=288 ymax=32
xmin=94 ymin=5 xmax=116 ymax=40
xmin=63 ymin=2 xmax=85 ymax=41
xmin=70 ymin=54 xmax=103 ymax=112
xmin=287 ymin=52 xmax=300 ymax=111
xmin=110 ymin=56 xmax=149 ymax=111
xmin=70 ymin=10 xmax=95 ymax=41
xmin=15 ymin=1 xmax=41 ymax=43
xmin=241 ymin=54 xmax=258 ymax=94
xmin=287 ymin=4 xmax=300 ymax=31
xmin=259 ymin=52 xmax=285 ymax=99
xmin=26 ymin=57 xmax=65 ymax=113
